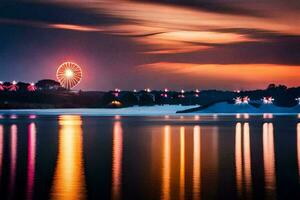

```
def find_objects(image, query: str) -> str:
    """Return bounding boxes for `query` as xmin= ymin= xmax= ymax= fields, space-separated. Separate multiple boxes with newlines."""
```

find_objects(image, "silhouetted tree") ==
xmin=36 ymin=79 xmax=61 ymax=90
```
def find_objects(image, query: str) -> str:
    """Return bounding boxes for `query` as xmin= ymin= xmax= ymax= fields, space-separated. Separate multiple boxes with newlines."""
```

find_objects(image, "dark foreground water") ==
xmin=0 ymin=114 xmax=300 ymax=200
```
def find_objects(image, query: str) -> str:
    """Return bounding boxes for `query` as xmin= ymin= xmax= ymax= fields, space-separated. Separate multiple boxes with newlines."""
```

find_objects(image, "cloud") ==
xmin=0 ymin=0 xmax=299 ymax=89
xmin=138 ymin=62 xmax=300 ymax=89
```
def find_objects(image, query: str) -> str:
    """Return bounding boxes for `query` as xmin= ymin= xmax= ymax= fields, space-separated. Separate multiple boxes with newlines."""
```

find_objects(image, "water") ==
xmin=0 ymin=114 xmax=300 ymax=200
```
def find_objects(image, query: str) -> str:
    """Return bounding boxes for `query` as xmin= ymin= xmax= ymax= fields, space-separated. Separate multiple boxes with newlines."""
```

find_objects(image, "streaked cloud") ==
xmin=139 ymin=62 xmax=300 ymax=89
xmin=0 ymin=0 xmax=299 ymax=89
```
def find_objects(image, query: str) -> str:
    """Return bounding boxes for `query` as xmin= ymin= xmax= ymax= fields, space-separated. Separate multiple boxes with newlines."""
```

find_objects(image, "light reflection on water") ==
xmin=298 ymin=123 xmax=300 ymax=178
xmin=26 ymin=123 xmax=36 ymax=200
xmin=263 ymin=123 xmax=276 ymax=199
xmin=112 ymin=120 xmax=123 ymax=200
xmin=51 ymin=115 xmax=86 ymax=200
xmin=0 ymin=115 xmax=299 ymax=199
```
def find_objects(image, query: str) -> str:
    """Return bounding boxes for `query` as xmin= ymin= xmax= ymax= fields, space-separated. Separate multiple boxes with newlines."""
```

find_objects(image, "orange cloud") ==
xmin=139 ymin=62 xmax=300 ymax=89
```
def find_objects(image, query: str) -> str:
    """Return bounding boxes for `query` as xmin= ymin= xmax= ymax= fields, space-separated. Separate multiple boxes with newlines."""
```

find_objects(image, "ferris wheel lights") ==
xmin=65 ymin=69 xmax=74 ymax=78
xmin=57 ymin=62 xmax=82 ymax=90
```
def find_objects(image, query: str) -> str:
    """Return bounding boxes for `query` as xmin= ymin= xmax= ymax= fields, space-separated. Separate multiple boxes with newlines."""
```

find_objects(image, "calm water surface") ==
xmin=0 ymin=114 xmax=300 ymax=199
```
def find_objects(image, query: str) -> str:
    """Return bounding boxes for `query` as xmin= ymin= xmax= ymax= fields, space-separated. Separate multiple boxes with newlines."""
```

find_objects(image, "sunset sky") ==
xmin=0 ymin=0 xmax=299 ymax=90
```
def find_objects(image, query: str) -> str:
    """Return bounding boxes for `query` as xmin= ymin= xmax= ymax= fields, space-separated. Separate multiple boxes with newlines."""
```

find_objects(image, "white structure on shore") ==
xmin=263 ymin=97 xmax=274 ymax=104
xmin=234 ymin=96 xmax=250 ymax=105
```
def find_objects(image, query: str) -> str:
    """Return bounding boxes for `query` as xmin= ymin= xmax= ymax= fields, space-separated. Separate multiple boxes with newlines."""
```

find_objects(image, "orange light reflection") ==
xmin=193 ymin=126 xmax=201 ymax=200
xmin=263 ymin=123 xmax=276 ymax=199
xmin=51 ymin=115 xmax=86 ymax=200
xmin=112 ymin=121 xmax=123 ymax=200
xmin=179 ymin=127 xmax=185 ymax=200
xmin=161 ymin=126 xmax=171 ymax=200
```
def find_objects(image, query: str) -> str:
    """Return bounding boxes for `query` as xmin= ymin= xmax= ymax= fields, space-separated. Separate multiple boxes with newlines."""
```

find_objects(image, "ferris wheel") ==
xmin=56 ymin=62 xmax=82 ymax=90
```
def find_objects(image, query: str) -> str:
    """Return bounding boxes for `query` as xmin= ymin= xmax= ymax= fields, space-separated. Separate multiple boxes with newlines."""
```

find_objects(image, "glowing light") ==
xmin=29 ymin=115 xmax=37 ymax=119
xmin=145 ymin=88 xmax=151 ymax=93
xmin=234 ymin=96 xmax=249 ymax=105
xmin=0 ymin=82 xmax=4 ymax=91
xmin=111 ymin=100 xmax=122 ymax=107
xmin=243 ymin=123 xmax=252 ymax=195
xmin=179 ymin=127 xmax=185 ymax=200
xmin=27 ymin=83 xmax=37 ymax=92
xmin=8 ymin=81 xmax=19 ymax=91
xmin=235 ymin=123 xmax=242 ymax=198
xmin=10 ymin=115 xmax=17 ymax=119
xmin=263 ymin=123 xmax=276 ymax=199
xmin=164 ymin=88 xmax=168 ymax=92
xmin=235 ymin=123 xmax=252 ymax=198
xmin=193 ymin=126 xmax=201 ymax=200
xmin=27 ymin=123 xmax=36 ymax=200
xmin=263 ymin=114 xmax=273 ymax=119
xmin=133 ymin=89 xmax=137 ymax=92
xmin=56 ymin=62 xmax=82 ymax=90
xmin=297 ymin=123 xmax=300 ymax=178
xmin=234 ymin=97 xmax=242 ymax=105
xmin=51 ymin=115 xmax=86 ymax=200
xmin=244 ymin=114 xmax=250 ymax=119
xmin=0 ymin=125 xmax=3 ymax=178
xmin=296 ymin=98 xmax=300 ymax=104
xmin=162 ymin=126 xmax=171 ymax=200
xmin=263 ymin=97 xmax=274 ymax=104
xmin=112 ymin=121 xmax=123 ymax=200
xmin=65 ymin=69 xmax=74 ymax=78
xmin=178 ymin=90 xmax=185 ymax=98
xmin=9 ymin=125 xmax=17 ymax=197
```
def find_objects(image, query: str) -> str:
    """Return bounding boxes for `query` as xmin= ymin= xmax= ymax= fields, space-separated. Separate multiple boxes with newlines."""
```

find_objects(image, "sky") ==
xmin=0 ymin=0 xmax=299 ymax=90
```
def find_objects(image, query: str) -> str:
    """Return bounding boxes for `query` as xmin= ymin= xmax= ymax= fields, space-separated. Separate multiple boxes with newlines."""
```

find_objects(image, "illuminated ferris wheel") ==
xmin=56 ymin=62 xmax=82 ymax=90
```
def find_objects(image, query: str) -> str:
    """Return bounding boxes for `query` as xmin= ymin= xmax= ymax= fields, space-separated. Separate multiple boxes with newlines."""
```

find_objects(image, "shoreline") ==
xmin=0 ymin=107 xmax=299 ymax=117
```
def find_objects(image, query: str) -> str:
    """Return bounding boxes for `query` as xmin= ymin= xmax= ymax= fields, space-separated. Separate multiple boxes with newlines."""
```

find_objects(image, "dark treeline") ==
xmin=0 ymin=80 xmax=299 ymax=108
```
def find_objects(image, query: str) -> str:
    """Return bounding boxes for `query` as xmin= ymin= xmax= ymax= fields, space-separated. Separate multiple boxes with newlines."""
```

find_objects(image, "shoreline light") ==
xmin=234 ymin=96 xmax=249 ymax=105
xmin=263 ymin=97 xmax=274 ymax=104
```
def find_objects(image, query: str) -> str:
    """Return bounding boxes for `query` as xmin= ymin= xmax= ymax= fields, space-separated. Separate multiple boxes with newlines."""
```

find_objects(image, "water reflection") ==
xmin=0 ymin=125 xmax=3 ymax=179
xmin=193 ymin=126 xmax=201 ymax=200
xmin=0 ymin=115 xmax=300 ymax=199
xmin=51 ymin=115 xmax=86 ymax=200
xmin=297 ymin=123 xmax=300 ymax=179
xmin=26 ymin=123 xmax=36 ymax=200
xmin=161 ymin=126 xmax=171 ymax=200
xmin=263 ymin=123 xmax=276 ymax=199
xmin=235 ymin=123 xmax=242 ymax=197
xmin=235 ymin=123 xmax=252 ymax=198
xmin=243 ymin=123 xmax=252 ymax=197
xmin=112 ymin=121 xmax=123 ymax=200
xmin=179 ymin=127 xmax=185 ymax=200
xmin=9 ymin=125 xmax=17 ymax=198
